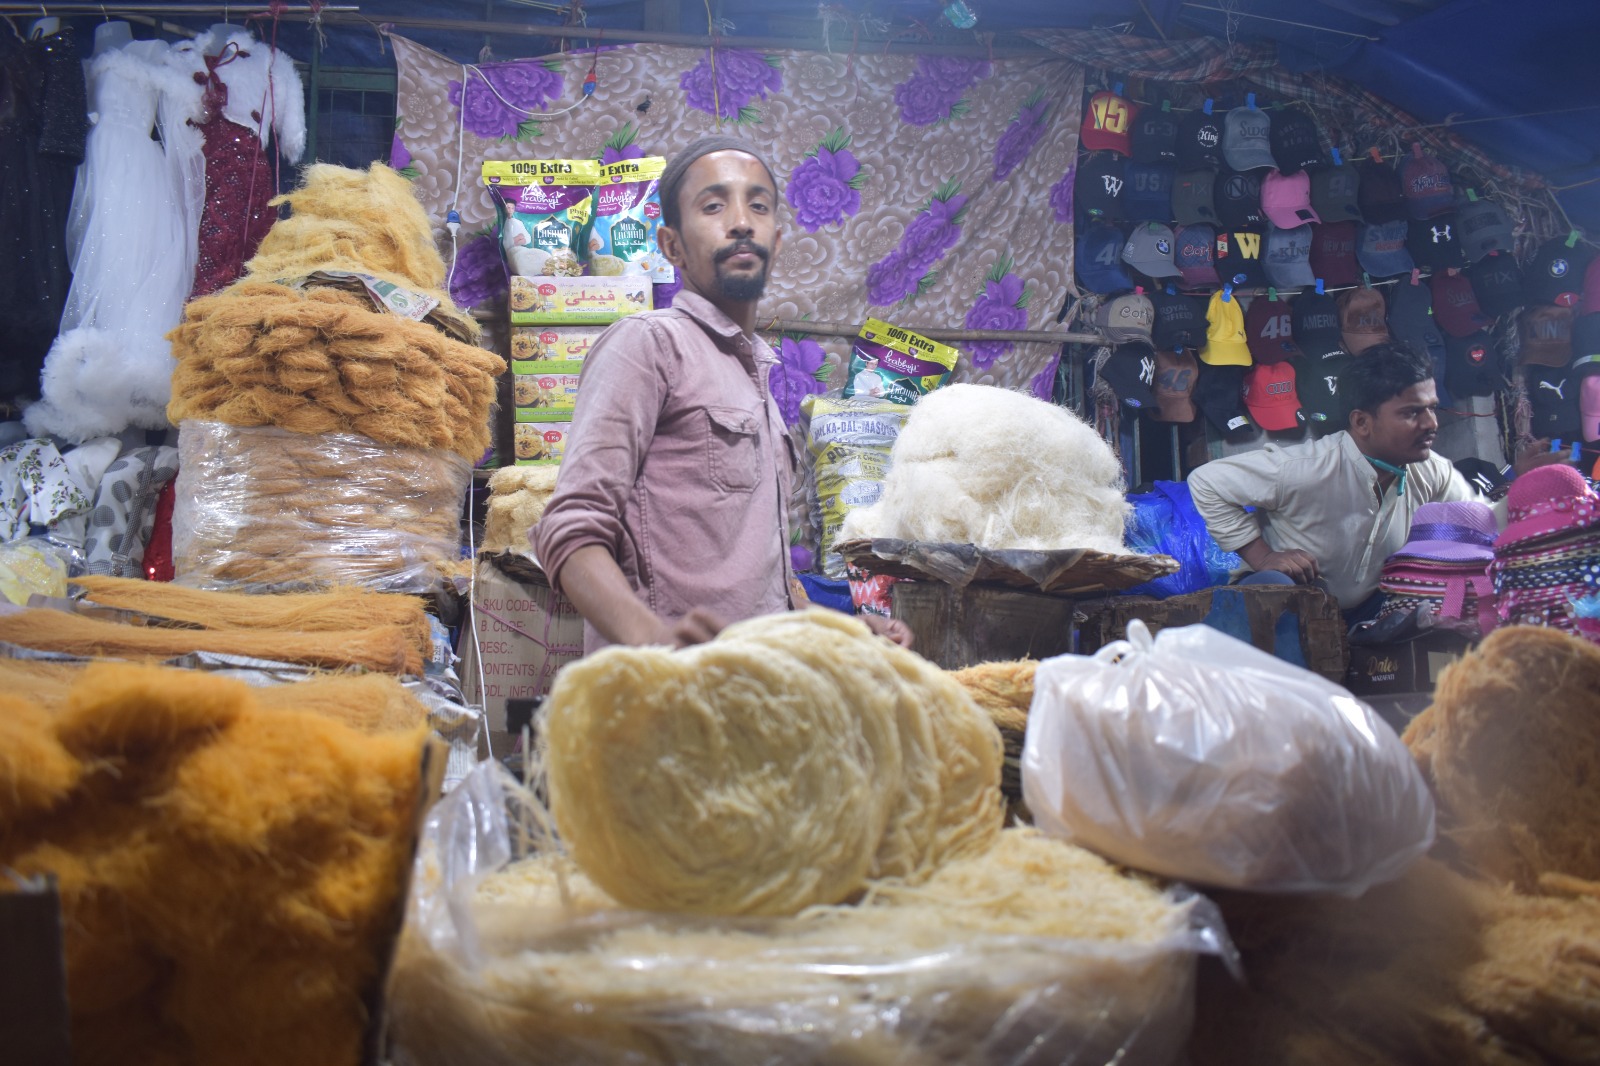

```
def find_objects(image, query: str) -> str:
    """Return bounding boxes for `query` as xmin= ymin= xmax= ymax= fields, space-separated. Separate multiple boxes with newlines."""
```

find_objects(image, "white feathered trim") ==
xmin=27 ymin=328 xmax=174 ymax=443
xmin=188 ymin=29 xmax=306 ymax=163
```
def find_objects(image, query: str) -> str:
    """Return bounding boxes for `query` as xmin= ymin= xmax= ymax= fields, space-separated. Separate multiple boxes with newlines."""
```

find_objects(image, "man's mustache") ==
xmin=714 ymin=240 xmax=770 ymax=264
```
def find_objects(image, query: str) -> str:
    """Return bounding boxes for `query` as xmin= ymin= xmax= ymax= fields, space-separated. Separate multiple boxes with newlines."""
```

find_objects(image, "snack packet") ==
xmin=841 ymin=319 xmax=961 ymax=404
xmin=591 ymin=157 xmax=675 ymax=282
xmin=484 ymin=159 xmax=601 ymax=278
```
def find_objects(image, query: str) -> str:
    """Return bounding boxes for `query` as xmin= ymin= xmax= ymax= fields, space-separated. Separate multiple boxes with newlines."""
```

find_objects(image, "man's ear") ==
xmin=1348 ymin=406 xmax=1371 ymax=438
xmin=658 ymin=224 xmax=685 ymax=269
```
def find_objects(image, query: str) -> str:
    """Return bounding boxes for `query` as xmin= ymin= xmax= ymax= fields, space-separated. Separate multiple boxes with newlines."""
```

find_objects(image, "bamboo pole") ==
xmin=766 ymin=319 xmax=1098 ymax=345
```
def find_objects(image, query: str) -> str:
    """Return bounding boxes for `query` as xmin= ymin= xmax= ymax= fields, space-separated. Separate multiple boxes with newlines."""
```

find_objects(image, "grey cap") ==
xmin=1454 ymin=195 xmax=1515 ymax=263
xmin=660 ymin=135 xmax=777 ymax=226
xmin=1172 ymin=168 xmax=1219 ymax=226
xmin=1223 ymin=107 xmax=1276 ymax=172
xmin=1093 ymin=291 xmax=1155 ymax=343
xmin=1310 ymin=165 xmax=1362 ymax=223
xmin=1121 ymin=222 xmax=1183 ymax=279
xmin=1264 ymin=224 xmax=1316 ymax=288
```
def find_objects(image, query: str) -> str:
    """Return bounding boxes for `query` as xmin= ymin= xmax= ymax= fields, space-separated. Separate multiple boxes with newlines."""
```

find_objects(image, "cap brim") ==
xmin=1245 ymin=401 xmax=1303 ymax=431
xmin=1390 ymin=541 xmax=1495 ymax=564
xmin=1200 ymin=342 xmax=1253 ymax=367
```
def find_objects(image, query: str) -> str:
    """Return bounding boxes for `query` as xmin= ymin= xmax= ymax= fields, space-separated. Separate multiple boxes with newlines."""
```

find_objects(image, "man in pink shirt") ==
xmin=532 ymin=136 xmax=911 ymax=651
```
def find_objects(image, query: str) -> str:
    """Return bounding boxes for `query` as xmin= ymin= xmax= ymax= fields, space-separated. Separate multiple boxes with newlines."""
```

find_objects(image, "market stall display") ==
xmin=479 ymin=466 xmax=560 ymax=556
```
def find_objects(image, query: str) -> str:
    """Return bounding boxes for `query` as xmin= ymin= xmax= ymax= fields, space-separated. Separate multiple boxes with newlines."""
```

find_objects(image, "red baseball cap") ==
xmin=1244 ymin=296 xmax=1302 ymax=364
xmin=1242 ymin=360 xmax=1305 ymax=430
xmin=1082 ymin=89 xmax=1138 ymax=156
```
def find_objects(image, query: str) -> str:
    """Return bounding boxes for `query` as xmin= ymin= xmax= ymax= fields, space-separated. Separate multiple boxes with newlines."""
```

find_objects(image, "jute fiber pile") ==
xmin=541 ymin=609 xmax=1006 ymax=916
xmin=481 ymin=466 xmax=560 ymax=556
xmin=0 ymin=663 xmax=432 ymax=1066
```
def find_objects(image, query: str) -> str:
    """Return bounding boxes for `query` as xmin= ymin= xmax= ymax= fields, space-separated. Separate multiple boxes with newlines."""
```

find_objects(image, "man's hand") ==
xmin=861 ymin=613 xmax=915 ymax=649
xmin=665 ymin=607 xmax=727 ymax=648
xmin=1256 ymin=548 xmax=1320 ymax=583
xmin=1514 ymin=438 xmax=1569 ymax=478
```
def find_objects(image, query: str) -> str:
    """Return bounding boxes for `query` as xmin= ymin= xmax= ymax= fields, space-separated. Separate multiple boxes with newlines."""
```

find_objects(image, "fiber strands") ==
xmin=841 ymin=384 xmax=1129 ymax=553
xmin=172 ymin=421 xmax=470 ymax=594
xmin=481 ymin=466 xmax=560 ymax=556
xmin=950 ymin=659 xmax=1037 ymax=734
xmin=167 ymin=281 xmax=503 ymax=461
xmin=388 ymin=826 xmax=1201 ymax=1066
xmin=1402 ymin=625 xmax=1600 ymax=889
xmin=542 ymin=609 xmax=1005 ymax=916
xmin=0 ymin=663 xmax=430 ymax=1066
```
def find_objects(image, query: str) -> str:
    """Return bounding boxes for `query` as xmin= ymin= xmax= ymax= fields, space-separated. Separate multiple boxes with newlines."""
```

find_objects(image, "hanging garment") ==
xmin=25 ymin=40 xmax=206 ymax=443
xmin=0 ymin=27 xmax=88 ymax=403
xmin=187 ymin=29 xmax=305 ymax=298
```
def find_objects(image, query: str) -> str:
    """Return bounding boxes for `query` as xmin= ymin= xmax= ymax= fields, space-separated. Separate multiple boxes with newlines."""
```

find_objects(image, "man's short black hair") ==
xmin=659 ymin=135 xmax=777 ymax=230
xmin=1342 ymin=340 xmax=1435 ymax=421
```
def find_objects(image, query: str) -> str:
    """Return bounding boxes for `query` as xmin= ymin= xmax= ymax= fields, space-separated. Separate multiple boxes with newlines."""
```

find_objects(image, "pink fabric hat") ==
xmin=1584 ymin=256 xmax=1600 ymax=316
xmin=1583 ymin=373 xmax=1600 ymax=443
xmin=1495 ymin=464 xmax=1600 ymax=550
xmin=1260 ymin=169 xmax=1320 ymax=230
xmin=1391 ymin=500 xmax=1497 ymax=564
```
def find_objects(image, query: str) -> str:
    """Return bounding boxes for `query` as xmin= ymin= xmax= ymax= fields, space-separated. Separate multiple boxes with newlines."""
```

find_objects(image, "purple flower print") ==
xmin=680 ymin=49 xmax=782 ymax=120
xmin=894 ymin=75 xmax=963 ymax=126
xmin=914 ymin=55 xmax=991 ymax=91
xmin=993 ymin=100 xmax=1049 ymax=182
xmin=601 ymin=142 xmax=645 ymax=164
xmin=652 ymin=276 xmax=683 ymax=309
xmin=866 ymin=253 xmax=918 ymax=307
xmin=771 ymin=336 xmax=829 ymax=425
xmin=449 ymin=233 xmax=508 ymax=310
xmin=1031 ymin=352 xmax=1061 ymax=401
xmin=1049 ymin=166 xmax=1074 ymax=223
xmin=389 ymin=133 xmax=412 ymax=172
xmin=449 ymin=61 xmax=564 ymax=139
xmin=787 ymin=146 xmax=863 ymax=232
xmin=899 ymin=194 xmax=968 ymax=273
xmin=790 ymin=543 xmax=815 ymax=572
xmin=965 ymin=274 xmax=1029 ymax=369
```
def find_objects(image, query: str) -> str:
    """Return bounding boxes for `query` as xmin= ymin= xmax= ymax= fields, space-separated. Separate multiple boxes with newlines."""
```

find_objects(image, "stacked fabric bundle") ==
xmin=165 ymin=163 xmax=505 ymax=593
xmin=1490 ymin=465 xmax=1600 ymax=640
xmin=1371 ymin=501 xmax=1499 ymax=638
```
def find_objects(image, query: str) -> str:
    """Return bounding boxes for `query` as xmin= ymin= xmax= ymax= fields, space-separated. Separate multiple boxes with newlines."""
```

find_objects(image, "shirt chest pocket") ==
xmin=704 ymin=405 xmax=762 ymax=493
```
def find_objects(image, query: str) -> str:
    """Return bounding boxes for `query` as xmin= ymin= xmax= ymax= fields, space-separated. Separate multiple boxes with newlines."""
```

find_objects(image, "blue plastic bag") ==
xmin=1123 ymin=481 xmax=1241 ymax=599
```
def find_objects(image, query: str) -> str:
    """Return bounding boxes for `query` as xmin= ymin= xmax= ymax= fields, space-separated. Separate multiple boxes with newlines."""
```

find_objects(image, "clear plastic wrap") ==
xmin=172 ymin=421 xmax=470 ymax=594
xmin=386 ymin=759 xmax=1229 ymax=1066
xmin=1023 ymin=620 xmax=1437 ymax=895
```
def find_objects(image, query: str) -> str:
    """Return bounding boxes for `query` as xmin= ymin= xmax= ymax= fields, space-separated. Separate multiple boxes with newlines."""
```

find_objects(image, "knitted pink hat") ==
xmin=1495 ymin=465 xmax=1600 ymax=550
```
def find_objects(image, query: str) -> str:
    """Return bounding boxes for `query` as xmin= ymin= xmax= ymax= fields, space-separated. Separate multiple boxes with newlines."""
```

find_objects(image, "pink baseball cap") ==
xmin=1260 ymin=169 xmax=1320 ymax=230
xmin=1582 ymin=372 xmax=1600 ymax=443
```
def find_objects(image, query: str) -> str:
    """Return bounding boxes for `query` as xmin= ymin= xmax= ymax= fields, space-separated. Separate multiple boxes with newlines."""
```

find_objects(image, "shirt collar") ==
xmin=668 ymin=289 xmax=750 ymax=342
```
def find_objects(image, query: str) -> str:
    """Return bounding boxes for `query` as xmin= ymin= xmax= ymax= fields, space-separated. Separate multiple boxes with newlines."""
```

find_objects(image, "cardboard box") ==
xmin=890 ymin=580 xmax=1077 ymax=670
xmin=509 ymin=274 xmax=651 ymax=324
xmin=457 ymin=555 xmax=583 ymax=754
xmin=0 ymin=876 xmax=70 ymax=1066
xmin=512 ymin=359 xmax=583 ymax=412
xmin=510 ymin=324 xmax=606 ymax=361
xmin=1344 ymin=631 xmax=1473 ymax=697
xmin=1075 ymin=585 xmax=1349 ymax=682
xmin=512 ymin=414 xmax=572 ymax=465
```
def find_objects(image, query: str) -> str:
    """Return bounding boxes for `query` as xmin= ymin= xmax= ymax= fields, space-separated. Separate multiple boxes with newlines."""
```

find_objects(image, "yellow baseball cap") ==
xmin=1201 ymin=289 xmax=1253 ymax=366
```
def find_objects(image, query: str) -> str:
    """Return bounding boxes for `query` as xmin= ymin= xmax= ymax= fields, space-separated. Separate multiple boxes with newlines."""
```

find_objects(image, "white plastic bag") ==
xmin=1022 ymin=620 xmax=1435 ymax=895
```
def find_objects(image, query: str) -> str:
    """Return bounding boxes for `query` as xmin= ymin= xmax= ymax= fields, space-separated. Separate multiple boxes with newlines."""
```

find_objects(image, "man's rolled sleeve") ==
xmin=1186 ymin=449 xmax=1285 ymax=553
xmin=530 ymin=318 xmax=670 ymax=594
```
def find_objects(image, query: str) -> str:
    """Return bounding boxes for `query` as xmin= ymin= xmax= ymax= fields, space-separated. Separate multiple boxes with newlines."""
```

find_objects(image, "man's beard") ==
xmin=714 ymin=239 xmax=770 ymax=301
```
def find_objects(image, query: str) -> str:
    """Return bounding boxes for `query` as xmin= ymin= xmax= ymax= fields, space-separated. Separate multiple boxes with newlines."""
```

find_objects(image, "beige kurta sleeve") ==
xmin=1186 ymin=447 xmax=1288 ymax=553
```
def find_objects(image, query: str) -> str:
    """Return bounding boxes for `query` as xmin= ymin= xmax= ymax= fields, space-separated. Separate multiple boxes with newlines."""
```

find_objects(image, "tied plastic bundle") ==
xmin=841 ymin=384 xmax=1128 ymax=553
xmin=385 ymin=759 xmax=1222 ymax=1066
xmin=480 ymin=466 xmax=560 ymax=557
xmin=172 ymin=421 xmax=471 ymax=594
xmin=1023 ymin=620 xmax=1437 ymax=894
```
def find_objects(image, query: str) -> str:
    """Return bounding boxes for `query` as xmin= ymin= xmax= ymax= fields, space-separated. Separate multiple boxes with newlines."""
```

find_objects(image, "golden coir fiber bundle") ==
xmin=481 ymin=466 xmax=561 ymax=556
xmin=244 ymin=162 xmax=478 ymax=340
xmin=72 ymin=575 xmax=434 ymax=662
xmin=168 ymin=282 xmax=503 ymax=460
xmin=542 ymin=609 xmax=1004 ymax=917
xmin=0 ymin=608 xmax=422 ymax=675
xmin=1401 ymin=625 xmax=1600 ymax=889
xmin=0 ymin=662 xmax=430 ymax=1066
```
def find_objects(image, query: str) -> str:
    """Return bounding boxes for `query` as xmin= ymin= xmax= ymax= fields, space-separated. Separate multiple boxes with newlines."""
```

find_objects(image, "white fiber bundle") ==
xmin=841 ymin=384 xmax=1128 ymax=553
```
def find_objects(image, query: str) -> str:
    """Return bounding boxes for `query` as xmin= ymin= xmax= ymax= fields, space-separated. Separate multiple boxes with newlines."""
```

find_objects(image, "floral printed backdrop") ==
xmin=392 ymin=36 xmax=1083 ymax=403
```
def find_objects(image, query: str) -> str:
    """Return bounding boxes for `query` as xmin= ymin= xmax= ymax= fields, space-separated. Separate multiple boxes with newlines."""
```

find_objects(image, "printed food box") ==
xmin=512 ymin=360 xmax=583 ymax=412
xmin=510 ymin=325 xmax=606 ymax=361
xmin=509 ymin=274 xmax=651 ymax=325
xmin=514 ymin=412 xmax=573 ymax=466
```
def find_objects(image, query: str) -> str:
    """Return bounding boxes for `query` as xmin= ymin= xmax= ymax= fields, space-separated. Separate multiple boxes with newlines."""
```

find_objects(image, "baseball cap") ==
xmin=1076 ymin=153 xmax=1127 ymax=222
xmin=1151 ymin=289 xmax=1204 ymax=350
xmin=1466 ymin=252 xmax=1526 ymax=317
xmin=1172 ymin=169 xmax=1220 ymax=226
xmin=1222 ymin=107 xmax=1275 ymax=171
xmin=1406 ymin=213 xmax=1465 ymax=272
xmin=1400 ymin=145 xmax=1453 ymax=219
xmin=1445 ymin=329 xmax=1499 ymax=397
xmin=1082 ymin=89 xmax=1137 ymax=156
xmin=1242 ymin=360 xmax=1305 ymax=430
xmin=1292 ymin=291 xmax=1345 ymax=361
xmin=1124 ymin=163 xmax=1176 ymax=222
xmin=1174 ymin=223 xmax=1221 ymax=287
xmin=1309 ymin=221 xmax=1361 ymax=288
xmin=1193 ymin=363 xmax=1256 ymax=439
xmin=1097 ymin=342 xmax=1158 ymax=411
xmin=1455 ymin=458 xmax=1510 ymax=498
xmin=1430 ymin=269 xmax=1492 ymax=338
xmin=1575 ymin=312 xmax=1600 ymax=362
xmin=1357 ymin=157 xmax=1407 ymax=224
xmin=1269 ymin=108 xmax=1324 ymax=174
xmin=1131 ymin=107 xmax=1180 ymax=164
xmin=1526 ymin=239 xmax=1596 ymax=307
xmin=1294 ymin=351 xmax=1351 ymax=426
xmin=1214 ymin=168 xmax=1266 ymax=231
xmin=1338 ymin=286 xmax=1390 ymax=355
xmin=1177 ymin=108 xmax=1225 ymax=170
xmin=1309 ymin=163 xmax=1362 ymax=223
xmin=1213 ymin=229 xmax=1267 ymax=288
xmin=1201 ymin=289 xmax=1252 ymax=366
xmin=1582 ymin=370 xmax=1600 ymax=443
xmin=1264 ymin=225 xmax=1316 ymax=288
xmin=1244 ymin=295 xmax=1302 ymax=364
xmin=1584 ymin=257 xmax=1600 ymax=315
xmin=1093 ymin=291 xmax=1155 ymax=343
xmin=1387 ymin=279 xmax=1449 ymax=399
xmin=1356 ymin=219 xmax=1415 ymax=278
xmin=1122 ymin=222 xmax=1183 ymax=279
xmin=1454 ymin=194 xmax=1514 ymax=262
xmin=1152 ymin=347 xmax=1200 ymax=422
xmin=1524 ymin=365 xmax=1580 ymax=439
xmin=1261 ymin=168 xmax=1320 ymax=229
xmin=1076 ymin=221 xmax=1134 ymax=293
xmin=1519 ymin=304 xmax=1574 ymax=367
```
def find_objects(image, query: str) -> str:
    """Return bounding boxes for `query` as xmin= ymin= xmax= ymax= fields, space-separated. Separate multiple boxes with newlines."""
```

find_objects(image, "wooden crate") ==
xmin=890 ymin=580 xmax=1077 ymax=671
